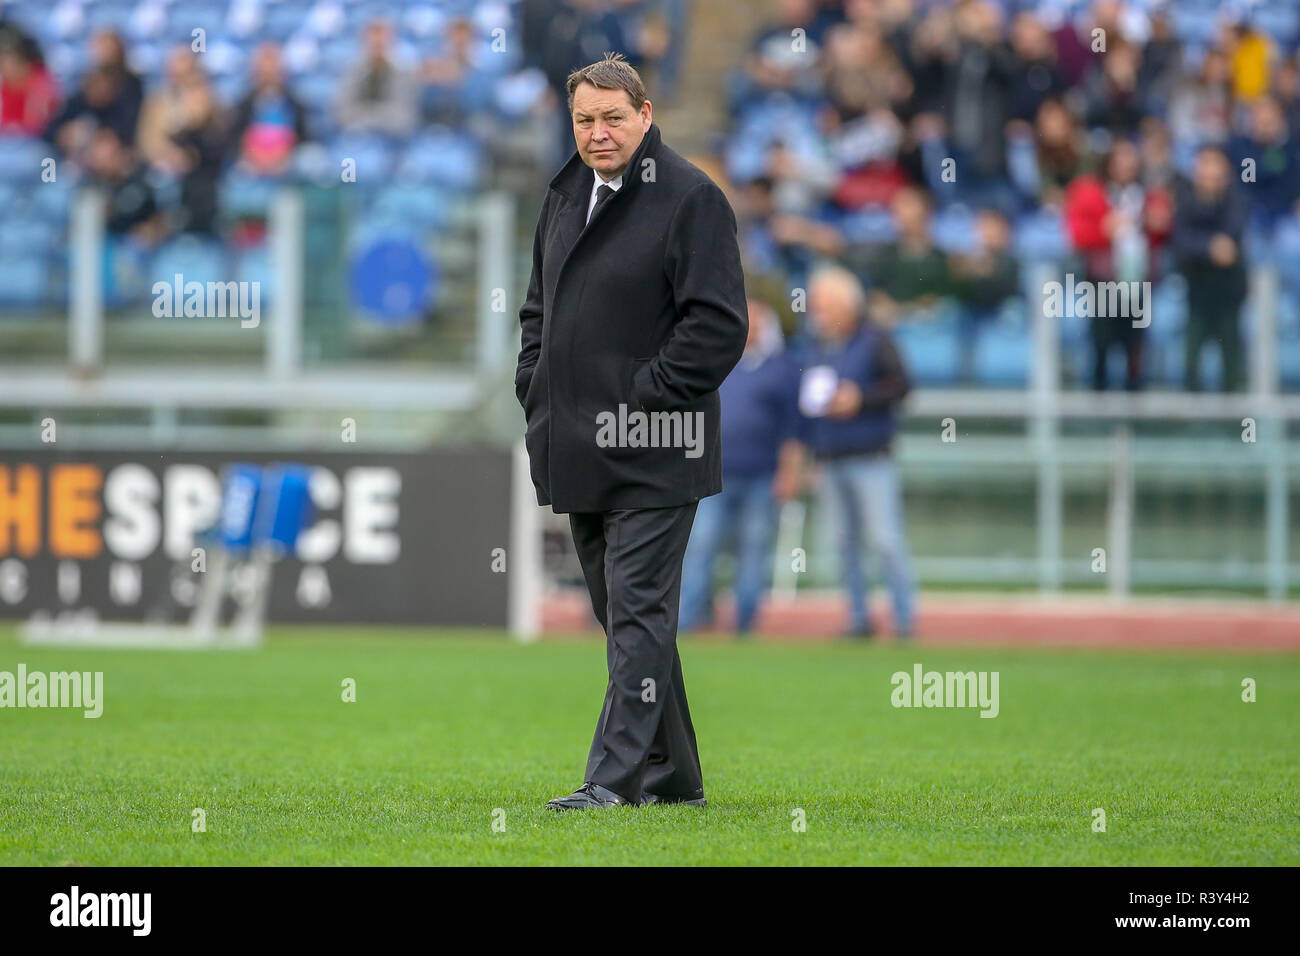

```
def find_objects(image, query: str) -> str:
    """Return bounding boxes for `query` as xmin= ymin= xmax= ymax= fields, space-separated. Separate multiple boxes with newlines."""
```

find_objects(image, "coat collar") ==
xmin=548 ymin=122 xmax=663 ymax=202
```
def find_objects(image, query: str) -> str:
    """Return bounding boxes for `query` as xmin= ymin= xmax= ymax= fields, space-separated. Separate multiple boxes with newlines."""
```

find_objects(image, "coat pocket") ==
xmin=628 ymin=356 xmax=654 ymax=412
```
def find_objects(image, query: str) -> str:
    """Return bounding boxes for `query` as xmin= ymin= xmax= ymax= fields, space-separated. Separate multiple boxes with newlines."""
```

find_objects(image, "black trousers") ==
xmin=1185 ymin=282 xmax=1245 ymax=392
xmin=568 ymin=503 xmax=703 ymax=803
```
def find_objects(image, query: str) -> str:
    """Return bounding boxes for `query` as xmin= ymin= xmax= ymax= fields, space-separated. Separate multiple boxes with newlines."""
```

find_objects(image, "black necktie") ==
xmin=589 ymin=183 xmax=615 ymax=223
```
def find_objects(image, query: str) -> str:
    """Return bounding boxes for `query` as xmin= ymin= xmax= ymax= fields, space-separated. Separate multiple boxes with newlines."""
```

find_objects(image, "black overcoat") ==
xmin=515 ymin=122 xmax=748 ymax=513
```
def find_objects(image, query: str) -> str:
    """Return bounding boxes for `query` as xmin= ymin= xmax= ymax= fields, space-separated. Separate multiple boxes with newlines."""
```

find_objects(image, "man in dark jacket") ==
xmin=516 ymin=53 xmax=748 ymax=810
xmin=1173 ymin=147 xmax=1249 ymax=392
xmin=794 ymin=265 xmax=916 ymax=638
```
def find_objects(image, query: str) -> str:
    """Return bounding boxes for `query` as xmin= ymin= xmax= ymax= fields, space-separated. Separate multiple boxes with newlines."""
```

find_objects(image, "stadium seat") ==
xmin=235 ymin=244 xmax=275 ymax=304
xmin=972 ymin=303 xmax=1033 ymax=387
xmin=0 ymin=139 xmax=45 ymax=183
xmin=894 ymin=313 xmax=962 ymax=386
xmin=395 ymin=129 xmax=482 ymax=190
xmin=369 ymin=184 xmax=452 ymax=232
xmin=326 ymin=134 xmax=397 ymax=184
xmin=148 ymin=236 xmax=229 ymax=302
xmin=1014 ymin=212 xmax=1069 ymax=263
xmin=0 ymin=254 xmax=50 ymax=308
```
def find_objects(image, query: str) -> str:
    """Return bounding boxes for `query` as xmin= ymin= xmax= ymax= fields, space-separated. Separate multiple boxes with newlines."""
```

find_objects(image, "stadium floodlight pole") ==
xmin=69 ymin=187 xmax=106 ymax=372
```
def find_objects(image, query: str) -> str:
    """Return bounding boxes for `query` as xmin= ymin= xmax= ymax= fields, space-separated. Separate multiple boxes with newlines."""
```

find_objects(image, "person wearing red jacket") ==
xmin=1063 ymin=139 xmax=1173 ymax=390
xmin=0 ymin=41 xmax=57 ymax=135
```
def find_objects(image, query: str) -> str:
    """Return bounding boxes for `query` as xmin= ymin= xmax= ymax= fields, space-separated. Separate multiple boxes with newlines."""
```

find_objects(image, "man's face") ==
xmin=1194 ymin=150 xmax=1229 ymax=197
xmin=892 ymin=190 xmax=929 ymax=239
xmin=365 ymin=22 xmax=391 ymax=62
xmin=254 ymin=45 xmax=283 ymax=88
xmin=809 ymin=280 xmax=859 ymax=339
xmin=571 ymin=82 xmax=651 ymax=180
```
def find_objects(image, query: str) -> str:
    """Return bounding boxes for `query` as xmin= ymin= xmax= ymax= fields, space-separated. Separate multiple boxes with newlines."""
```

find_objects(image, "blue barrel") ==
xmin=219 ymin=464 xmax=262 ymax=554
xmin=253 ymin=464 xmax=315 ymax=556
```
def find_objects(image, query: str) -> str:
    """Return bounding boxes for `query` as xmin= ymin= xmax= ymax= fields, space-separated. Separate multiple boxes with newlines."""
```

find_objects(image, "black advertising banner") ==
xmin=0 ymin=447 xmax=511 ymax=627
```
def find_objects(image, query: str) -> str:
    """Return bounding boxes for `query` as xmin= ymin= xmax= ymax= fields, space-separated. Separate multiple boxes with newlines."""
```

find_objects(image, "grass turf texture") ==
xmin=1 ymin=625 xmax=1296 ymax=866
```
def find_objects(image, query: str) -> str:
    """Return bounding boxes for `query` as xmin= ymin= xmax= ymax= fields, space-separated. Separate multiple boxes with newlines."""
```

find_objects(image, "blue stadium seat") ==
xmin=972 ymin=303 xmax=1032 ymax=386
xmin=0 ymin=255 xmax=50 ymax=308
xmin=148 ymin=236 xmax=229 ymax=303
xmin=326 ymin=134 xmax=397 ymax=184
xmin=1014 ymin=212 xmax=1069 ymax=263
xmin=837 ymin=207 xmax=896 ymax=245
xmin=369 ymin=184 xmax=452 ymax=231
xmin=932 ymin=207 xmax=979 ymax=255
xmin=894 ymin=314 xmax=962 ymax=386
xmin=395 ymin=129 xmax=482 ymax=190
xmin=0 ymin=138 xmax=45 ymax=183
xmin=235 ymin=244 xmax=275 ymax=303
xmin=222 ymin=172 xmax=278 ymax=218
xmin=0 ymin=218 xmax=59 ymax=257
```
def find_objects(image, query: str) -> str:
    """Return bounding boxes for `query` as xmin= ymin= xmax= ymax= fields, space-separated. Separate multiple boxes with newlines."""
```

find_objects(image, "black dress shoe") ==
xmin=639 ymin=789 xmax=707 ymax=807
xmin=545 ymin=782 xmax=630 ymax=811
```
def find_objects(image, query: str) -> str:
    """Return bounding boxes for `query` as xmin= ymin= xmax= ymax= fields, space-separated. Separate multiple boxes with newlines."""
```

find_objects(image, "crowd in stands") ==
xmin=0 ymin=0 xmax=685 ymax=316
xmin=2 ymin=0 xmax=1299 ymax=389
xmin=720 ymin=0 xmax=1300 ymax=391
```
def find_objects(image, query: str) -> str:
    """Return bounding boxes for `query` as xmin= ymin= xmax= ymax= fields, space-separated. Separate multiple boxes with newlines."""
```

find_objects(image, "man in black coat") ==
xmin=516 ymin=53 xmax=748 ymax=810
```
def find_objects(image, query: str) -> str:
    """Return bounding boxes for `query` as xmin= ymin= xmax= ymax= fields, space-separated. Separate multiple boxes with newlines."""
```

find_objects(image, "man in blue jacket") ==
xmin=679 ymin=299 xmax=801 ymax=636
xmin=795 ymin=265 xmax=916 ymax=639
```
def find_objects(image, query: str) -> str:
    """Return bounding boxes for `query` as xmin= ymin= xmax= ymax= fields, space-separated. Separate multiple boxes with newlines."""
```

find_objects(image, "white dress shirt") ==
xmin=586 ymin=168 xmax=624 ymax=224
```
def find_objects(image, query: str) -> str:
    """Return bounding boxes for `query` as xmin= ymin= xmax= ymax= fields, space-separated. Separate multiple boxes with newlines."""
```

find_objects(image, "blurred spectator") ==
xmin=1168 ymin=48 xmax=1232 ymax=149
xmin=1027 ymin=96 xmax=1086 ymax=206
xmin=794 ymin=265 xmax=915 ymax=639
xmin=138 ymin=47 xmax=208 ymax=173
xmin=1274 ymin=57 xmax=1300 ymax=132
xmin=822 ymin=18 xmax=911 ymax=121
xmin=1064 ymin=139 xmax=1172 ymax=391
xmin=1226 ymin=20 xmax=1275 ymax=104
xmin=941 ymin=0 xmax=1014 ymax=199
xmin=1082 ymin=38 xmax=1144 ymax=137
xmin=85 ymin=125 xmax=162 ymax=244
xmin=1230 ymin=96 xmax=1300 ymax=231
xmin=1138 ymin=116 xmax=1176 ymax=191
xmin=1173 ymin=147 xmax=1248 ymax=392
xmin=948 ymin=207 xmax=1020 ymax=380
xmin=138 ymin=49 xmax=226 ymax=235
xmin=336 ymin=20 xmax=418 ymax=136
xmin=729 ymin=0 xmax=827 ymax=115
xmin=1049 ymin=2 xmax=1099 ymax=87
xmin=854 ymin=186 xmax=952 ymax=326
xmin=420 ymin=17 xmax=492 ymax=126
xmin=0 ymin=34 xmax=57 ymax=135
xmin=47 ymin=30 xmax=142 ymax=157
xmin=231 ymin=43 xmax=308 ymax=177
xmin=1006 ymin=10 xmax=1067 ymax=125
xmin=678 ymin=300 xmax=801 ymax=636
xmin=1138 ymin=9 xmax=1181 ymax=115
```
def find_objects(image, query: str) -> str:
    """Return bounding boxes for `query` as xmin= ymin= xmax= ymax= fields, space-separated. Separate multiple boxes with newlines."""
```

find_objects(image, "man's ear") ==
xmin=641 ymin=100 xmax=653 ymax=130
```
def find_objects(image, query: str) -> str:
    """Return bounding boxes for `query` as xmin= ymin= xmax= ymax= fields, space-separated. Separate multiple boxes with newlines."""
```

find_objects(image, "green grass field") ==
xmin=1 ymin=625 xmax=1296 ymax=866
